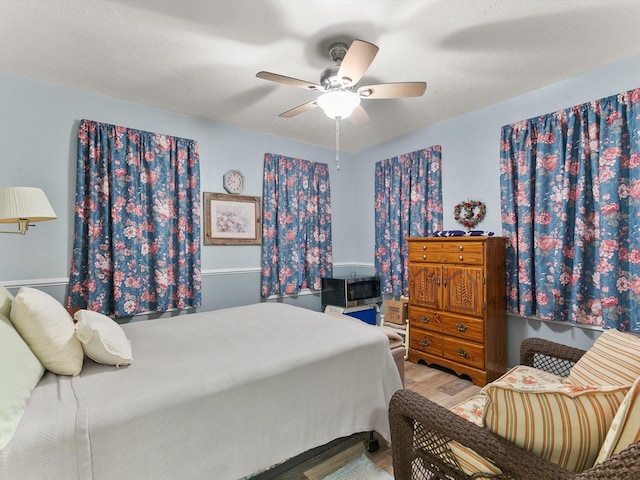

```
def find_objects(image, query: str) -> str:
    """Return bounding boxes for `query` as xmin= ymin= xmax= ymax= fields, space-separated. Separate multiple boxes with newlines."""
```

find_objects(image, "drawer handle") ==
xmin=459 ymin=245 xmax=463 ymax=251
xmin=459 ymin=255 xmax=463 ymax=261
xmin=422 ymin=254 xmax=427 ymax=260
xmin=420 ymin=315 xmax=430 ymax=323
xmin=422 ymin=245 xmax=427 ymax=250
xmin=456 ymin=348 xmax=469 ymax=358
xmin=420 ymin=339 xmax=431 ymax=347
xmin=456 ymin=323 xmax=468 ymax=332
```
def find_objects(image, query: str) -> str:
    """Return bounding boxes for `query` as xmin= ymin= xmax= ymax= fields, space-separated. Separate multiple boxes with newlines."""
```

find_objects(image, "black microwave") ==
xmin=321 ymin=276 xmax=382 ymax=309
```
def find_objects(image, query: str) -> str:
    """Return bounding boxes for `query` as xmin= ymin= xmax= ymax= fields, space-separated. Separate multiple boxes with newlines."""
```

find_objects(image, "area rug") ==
xmin=320 ymin=454 xmax=393 ymax=480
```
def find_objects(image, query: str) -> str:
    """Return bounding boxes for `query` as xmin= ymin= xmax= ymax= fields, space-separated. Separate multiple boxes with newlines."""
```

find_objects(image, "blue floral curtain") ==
xmin=500 ymin=88 xmax=640 ymax=331
xmin=374 ymin=146 xmax=443 ymax=295
xmin=261 ymin=153 xmax=333 ymax=296
xmin=68 ymin=119 xmax=201 ymax=317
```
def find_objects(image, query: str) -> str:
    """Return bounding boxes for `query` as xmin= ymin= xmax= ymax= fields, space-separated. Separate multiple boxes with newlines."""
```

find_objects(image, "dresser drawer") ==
xmin=408 ymin=241 xmax=442 ymax=263
xmin=441 ymin=242 xmax=484 ymax=265
xmin=410 ymin=331 xmax=443 ymax=356
xmin=443 ymin=337 xmax=485 ymax=370
xmin=442 ymin=313 xmax=484 ymax=342
xmin=408 ymin=306 xmax=443 ymax=333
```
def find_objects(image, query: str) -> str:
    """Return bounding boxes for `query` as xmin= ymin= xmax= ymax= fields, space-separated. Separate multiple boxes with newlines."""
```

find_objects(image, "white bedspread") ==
xmin=0 ymin=303 xmax=402 ymax=480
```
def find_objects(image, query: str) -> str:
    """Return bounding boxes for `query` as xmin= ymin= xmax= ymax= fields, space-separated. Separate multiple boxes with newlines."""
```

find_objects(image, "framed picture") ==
xmin=203 ymin=192 xmax=262 ymax=245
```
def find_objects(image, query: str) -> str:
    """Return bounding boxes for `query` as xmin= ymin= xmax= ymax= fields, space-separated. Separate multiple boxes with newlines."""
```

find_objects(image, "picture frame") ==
xmin=203 ymin=192 xmax=262 ymax=245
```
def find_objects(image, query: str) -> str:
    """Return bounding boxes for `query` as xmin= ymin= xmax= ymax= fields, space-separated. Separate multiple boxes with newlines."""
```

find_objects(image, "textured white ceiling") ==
xmin=1 ymin=0 xmax=640 ymax=152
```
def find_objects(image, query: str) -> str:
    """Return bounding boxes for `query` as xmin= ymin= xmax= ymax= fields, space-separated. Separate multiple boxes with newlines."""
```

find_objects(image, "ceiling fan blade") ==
xmin=337 ymin=40 xmax=379 ymax=87
xmin=256 ymin=71 xmax=323 ymax=91
xmin=358 ymin=82 xmax=427 ymax=99
xmin=279 ymin=100 xmax=319 ymax=118
xmin=349 ymin=105 xmax=370 ymax=125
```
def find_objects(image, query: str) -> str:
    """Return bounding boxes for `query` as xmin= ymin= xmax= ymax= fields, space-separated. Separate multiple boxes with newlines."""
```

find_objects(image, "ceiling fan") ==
xmin=256 ymin=39 xmax=427 ymax=125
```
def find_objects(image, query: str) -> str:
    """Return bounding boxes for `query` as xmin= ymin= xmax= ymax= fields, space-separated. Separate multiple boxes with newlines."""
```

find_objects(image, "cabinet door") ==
xmin=442 ymin=266 xmax=484 ymax=318
xmin=408 ymin=265 xmax=441 ymax=310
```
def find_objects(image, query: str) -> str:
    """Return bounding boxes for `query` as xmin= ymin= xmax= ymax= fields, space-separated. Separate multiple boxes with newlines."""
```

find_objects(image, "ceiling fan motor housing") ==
xmin=329 ymin=42 xmax=348 ymax=63
xmin=320 ymin=65 xmax=340 ymax=90
xmin=321 ymin=43 xmax=349 ymax=89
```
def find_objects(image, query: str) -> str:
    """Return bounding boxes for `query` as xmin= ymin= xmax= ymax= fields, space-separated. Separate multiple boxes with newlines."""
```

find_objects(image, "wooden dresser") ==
xmin=406 ymin=236 xmax=506 ymax=386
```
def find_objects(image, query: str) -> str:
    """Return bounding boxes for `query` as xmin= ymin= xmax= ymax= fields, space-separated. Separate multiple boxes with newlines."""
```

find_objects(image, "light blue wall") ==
xmin=0 ymin=71 xmax=360 ymax=313
xmin=349 ymin=54 xmax=640 ymax=364
xmin=2 ymin=53 xmax=640 ymax=365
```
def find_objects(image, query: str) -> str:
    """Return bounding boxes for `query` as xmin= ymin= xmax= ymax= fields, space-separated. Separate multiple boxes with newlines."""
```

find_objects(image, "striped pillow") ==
xmin=595 ymin=376 xmax=640 ymax=464
xmin=565 ymin=329 xmax=640 ymax=387
xmin=483 ymin=382 xmax=629 ymax=473
xmin=448 ymin=365 xmax=567 ymax=477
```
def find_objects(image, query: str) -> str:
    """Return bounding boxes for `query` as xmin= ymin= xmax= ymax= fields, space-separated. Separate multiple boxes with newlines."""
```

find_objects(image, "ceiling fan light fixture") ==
xmin=317 ymin=90 xmax=360 ymax=119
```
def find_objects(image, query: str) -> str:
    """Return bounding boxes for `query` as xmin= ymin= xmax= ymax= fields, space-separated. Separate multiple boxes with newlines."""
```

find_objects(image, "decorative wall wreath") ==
xmin=454 ymin=200 xmax=486 ymax=230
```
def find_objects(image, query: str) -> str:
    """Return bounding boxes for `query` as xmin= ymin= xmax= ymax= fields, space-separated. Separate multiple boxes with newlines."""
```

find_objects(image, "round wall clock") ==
xmin=223 ymin=169 xmax=245 ymax=194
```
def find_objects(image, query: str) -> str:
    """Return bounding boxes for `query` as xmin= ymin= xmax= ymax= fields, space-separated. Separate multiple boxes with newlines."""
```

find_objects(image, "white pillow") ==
xmin=10 ymin=287 xmax=84 ymax=376
xmin=0 ymin=312 xmax=45 ymax=450
xmin=75 ymin=310 xmax=133 ymax=366
xmin=0 ymin=284 xmax=13 ymax=318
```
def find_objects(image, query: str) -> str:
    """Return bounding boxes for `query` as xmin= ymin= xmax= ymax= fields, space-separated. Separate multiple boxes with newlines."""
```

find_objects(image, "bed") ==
xmin=0 ymin=299 xmax=402 ymax=480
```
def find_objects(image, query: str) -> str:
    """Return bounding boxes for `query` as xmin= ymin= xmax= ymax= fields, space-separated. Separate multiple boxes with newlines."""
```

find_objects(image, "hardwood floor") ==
xmin=268 ymin=360 xmax=481 ymax=479
xmin=403 ymin=361 xmax=482 ymax=409
xmin=368 ymin=360 xmax=481 ymax=475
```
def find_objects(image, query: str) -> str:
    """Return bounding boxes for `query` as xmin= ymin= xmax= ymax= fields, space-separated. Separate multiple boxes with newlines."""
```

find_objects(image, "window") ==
xmin=374 ymin=146 xmax=443 ymax=295
xmin=261 ymin=153 xmax=332 ymax=296
xmin=500 ymin=88 xmax=640 ymax=331
xmin=68 ymin=119 xmax=201 ymax=317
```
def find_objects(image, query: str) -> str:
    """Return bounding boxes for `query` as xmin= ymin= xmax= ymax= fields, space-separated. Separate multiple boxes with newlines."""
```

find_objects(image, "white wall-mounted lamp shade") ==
xmin=317 ymin=90 xmax=361 ymax=119
xmin=0 ymin=187 xmax=57 ymax=235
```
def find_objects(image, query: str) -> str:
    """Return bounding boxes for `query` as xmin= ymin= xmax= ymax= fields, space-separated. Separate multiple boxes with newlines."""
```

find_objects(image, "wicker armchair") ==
xmin=389 ymin=338 xmax=640 ymax=480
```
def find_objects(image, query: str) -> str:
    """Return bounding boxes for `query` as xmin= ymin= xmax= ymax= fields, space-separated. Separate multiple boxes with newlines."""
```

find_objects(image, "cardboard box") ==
xmin=384 ymin=298 xmax=408 ymax=325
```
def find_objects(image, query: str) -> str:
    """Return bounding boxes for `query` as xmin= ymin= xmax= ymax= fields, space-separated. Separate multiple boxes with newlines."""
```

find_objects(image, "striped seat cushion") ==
xmin=448 ymin=441 xmax=502 ymax=477
xmin=483 ymin=381 xmax=629 ymax=473
xmin=449 ymin=394 xmax=501 ymax=476
xmin=565 ymin=329 xmax=640 ymax=387
xmin=595 ymin=376 xmax=640 ymax=464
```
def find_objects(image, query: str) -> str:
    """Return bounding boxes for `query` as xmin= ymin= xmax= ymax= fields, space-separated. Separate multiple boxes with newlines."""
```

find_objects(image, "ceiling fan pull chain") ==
xmin=335 ymin=117 xmax=340 ymax=170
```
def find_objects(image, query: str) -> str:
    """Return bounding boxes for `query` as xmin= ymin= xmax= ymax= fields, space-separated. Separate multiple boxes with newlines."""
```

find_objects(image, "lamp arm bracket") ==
xmin=0 ymin=219 xmax=35 ymax=235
